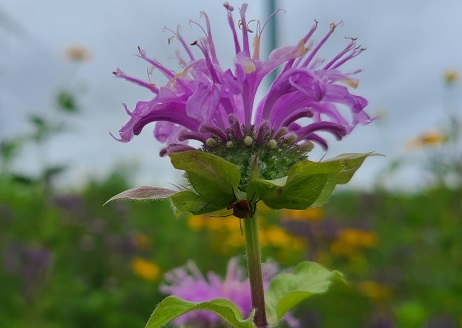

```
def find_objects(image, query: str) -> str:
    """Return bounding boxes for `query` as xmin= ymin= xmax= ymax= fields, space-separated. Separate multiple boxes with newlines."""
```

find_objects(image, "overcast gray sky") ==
xmin=1 ymin=0 xmax=461 ymax=190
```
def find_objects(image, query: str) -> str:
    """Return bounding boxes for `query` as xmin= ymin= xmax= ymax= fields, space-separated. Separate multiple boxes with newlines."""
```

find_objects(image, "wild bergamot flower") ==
xmin=112 ymin=3 xmax=372 ymax=191
xmin=160 ymin=257 xmax=299 ymax=327
xmin=109 ymin=4 xmax=376 ymax=327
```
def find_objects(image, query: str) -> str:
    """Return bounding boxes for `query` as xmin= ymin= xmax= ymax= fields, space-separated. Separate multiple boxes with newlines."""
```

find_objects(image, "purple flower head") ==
xmin=160 ymin=257 xmax=299 ymax=327
xmin=113 ymin=3 xmax=372 ymax=186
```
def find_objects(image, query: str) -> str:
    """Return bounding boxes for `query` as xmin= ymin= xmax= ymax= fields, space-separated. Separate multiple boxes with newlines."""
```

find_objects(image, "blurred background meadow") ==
xmin=1 ymin=1 xmax=462 ymax=327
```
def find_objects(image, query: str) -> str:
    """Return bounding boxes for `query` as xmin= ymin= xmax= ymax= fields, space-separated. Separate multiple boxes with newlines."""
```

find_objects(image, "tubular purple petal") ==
xmin=199 ymin=123 xmax=228 ymax=142
xmin=273 ymin=127 xmax=289 ymax=141
xmin=154 ymin=122 xmax=185 ymax=144
xmin=304 ymin=133 xmax=329 ymax=150
xmin=224 ymin=3 xmax=241 ymax=54
xmin=178 ymin=130 xmax=208 ymax=143
xmin=160 ymin=144 xmax=197 ymax=157
xmin=229 ymin=114 xmax=244 ymax=140
xmin=239 ymin=4 xmax=251 ymax=57
xmin=279 ymin=108 xmax=314 ymax=128
xmin=295 ymin=121 xmax=347 ymax=142
xmin=200 ymin=11 xmax=219 ymax=64
xmin=255 ymin=121 xmax=271 ymax=144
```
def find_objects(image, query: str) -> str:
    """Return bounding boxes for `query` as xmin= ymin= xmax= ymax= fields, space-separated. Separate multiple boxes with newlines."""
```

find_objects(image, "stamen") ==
xmin=301 ymin=22 xmax=339 ymax=68
xmin=259 ymin=8 xmax=286 ymax=36
xmin=113 ymin=68 xmax=158 ymax=94
xmin=137 ymin=46 xmax=176 ymax=80
xmin=161 ymin=26 xmax=195 ymax=62
xmin=330 ymin=44 xmax=366 ymax=70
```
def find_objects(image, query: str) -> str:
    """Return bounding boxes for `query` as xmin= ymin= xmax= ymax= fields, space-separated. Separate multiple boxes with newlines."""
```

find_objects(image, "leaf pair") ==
xmin=105 ymin=150 xmax=379 ymax=214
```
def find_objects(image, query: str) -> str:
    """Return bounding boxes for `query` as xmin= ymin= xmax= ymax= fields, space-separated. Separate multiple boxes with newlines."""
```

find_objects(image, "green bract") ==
xmin=169 ymin=151 xmax=241 ymax=214
xmin=248 ymin=152 xmax=379 ymax=209
xmin=106 ymin=150 xmax=379 ymax=214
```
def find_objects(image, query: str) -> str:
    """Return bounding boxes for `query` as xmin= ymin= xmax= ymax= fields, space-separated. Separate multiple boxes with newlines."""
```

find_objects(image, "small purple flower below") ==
xmin=160 ymin=257 xmax=299 ymax=327
xmin=113 ymin=3 xmax=372 ymax=157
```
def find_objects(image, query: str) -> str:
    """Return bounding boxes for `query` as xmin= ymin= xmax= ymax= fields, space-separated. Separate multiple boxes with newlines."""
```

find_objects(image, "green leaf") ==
xmin=169 ymin=151 xmax=241 ymax=208
xmin=265 ymin=261 xmax=345 ymax=325
xmin=248 ymin=161 xmax=340 ymax=210
xmin=323 ymin=152 xmax=382 ymax=184
xmin=170 ymin=190 xmax=224 ymax=215
xmin=43 ymin=165 xmax=67 ymax=180
xmin=145 ymin=296 xmax=254 ymax=328
xmin=56 ymin=90 xmax=79 ymax=113
xmin=248 ymin=153 xmax=379 ymax=210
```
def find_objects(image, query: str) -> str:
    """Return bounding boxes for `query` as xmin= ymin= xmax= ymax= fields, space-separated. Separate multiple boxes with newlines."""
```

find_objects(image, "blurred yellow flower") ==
xmin=188 ymin=215 xmax=240 ymax=231
xmin=330 ymin=228 xmax=378 ymax=257
xmin=132 ymin=232 xmax=151 ymax=250
xmin=281 ymin=207 xmax=324 ymax=221
xmin=64 ymin=45 xmax=91 ymax=62
xmin=215 ymin=231 xmax=245 ymax=255
xmin=406 ymin=131 xmax=447 ymax=150
xmin=132 ymin=257 xmax=160 ymax=281
xmin=260 ymin=226 xmax=306 ymax=251
xmin=358 ymin=280 xmax=391 ymax=300
xmin=444 ymin=70 xmax=458 ymax=84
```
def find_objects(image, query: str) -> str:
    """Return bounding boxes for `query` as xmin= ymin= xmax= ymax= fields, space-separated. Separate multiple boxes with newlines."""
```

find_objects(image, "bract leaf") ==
xmin=104 ymin=186 xmax=178 ymax=205
xmin=248 ymin=160 xmax=341 ymax=210
xmin=170 ymin=190 xmax=224 ymax=215
xmin=169 ymin=151 xmax=241 ymax=209
xmin=144 ymin=296 xmax=254 ymax=328
xmin=248 ymin=152 xmax=379 ymax=210
xmin=323 ymin=152 xmax=382 ymax=184
xmin=265 ymin=261 xmax=345 ymax=325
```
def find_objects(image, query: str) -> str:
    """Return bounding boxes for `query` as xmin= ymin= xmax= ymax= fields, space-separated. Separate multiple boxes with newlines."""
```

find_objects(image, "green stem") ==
xmin=244 ymin=216 xmax=268 ymax=328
